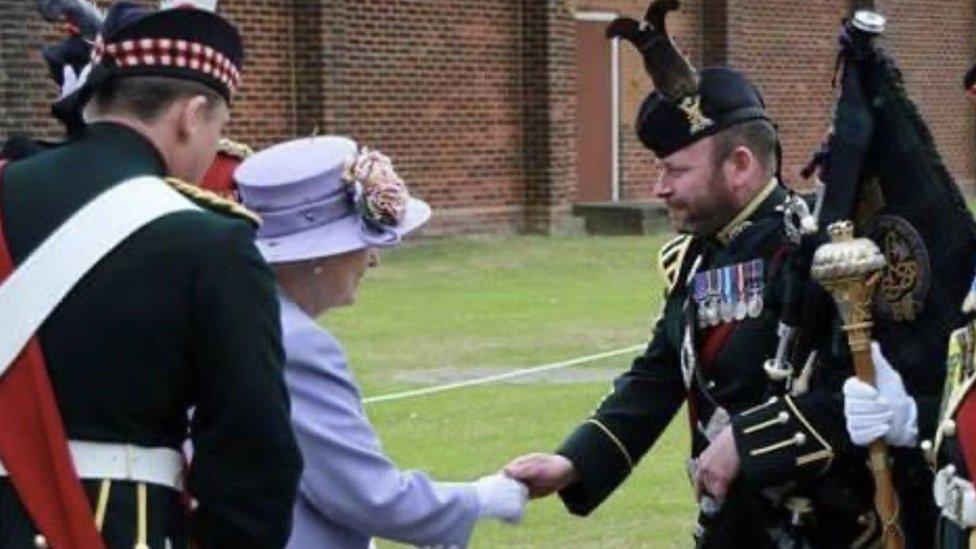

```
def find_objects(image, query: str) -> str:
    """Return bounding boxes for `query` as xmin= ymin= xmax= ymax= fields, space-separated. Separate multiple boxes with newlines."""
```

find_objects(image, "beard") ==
xmin=667 ymin=167 xmax=739 ymax=236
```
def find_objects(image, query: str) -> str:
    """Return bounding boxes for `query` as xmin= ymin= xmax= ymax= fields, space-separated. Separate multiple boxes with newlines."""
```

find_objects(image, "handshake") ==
xmin=474 ymin=454 xmax=580 ymax=523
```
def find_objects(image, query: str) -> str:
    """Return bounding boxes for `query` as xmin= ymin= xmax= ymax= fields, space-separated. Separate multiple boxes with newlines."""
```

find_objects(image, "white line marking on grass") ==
xmin=362 ymin=344 xmax=645 ymax=405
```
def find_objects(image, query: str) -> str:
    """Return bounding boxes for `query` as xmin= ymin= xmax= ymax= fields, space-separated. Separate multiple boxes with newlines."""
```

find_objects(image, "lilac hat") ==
xmin=235 ymin=136 xmax=431 ymax=263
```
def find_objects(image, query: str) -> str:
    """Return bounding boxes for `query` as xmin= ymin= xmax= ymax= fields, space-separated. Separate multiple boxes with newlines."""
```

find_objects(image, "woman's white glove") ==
xmin=842 ymin=342 xmax=918 ymax=447
xmin=473 ymin=473 xmax=528 ymax=523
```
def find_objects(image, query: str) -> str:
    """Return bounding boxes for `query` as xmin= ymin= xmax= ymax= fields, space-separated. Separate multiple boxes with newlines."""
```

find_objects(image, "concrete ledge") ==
xmin=572 ymin=201 xmax=670 ymax=235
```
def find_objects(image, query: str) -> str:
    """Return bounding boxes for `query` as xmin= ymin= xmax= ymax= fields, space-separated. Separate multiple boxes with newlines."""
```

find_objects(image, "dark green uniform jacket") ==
xmin=0 ymin=122 xmax=302 ymax=548
xmin=557 ymin=182 xmax=889 ymax=546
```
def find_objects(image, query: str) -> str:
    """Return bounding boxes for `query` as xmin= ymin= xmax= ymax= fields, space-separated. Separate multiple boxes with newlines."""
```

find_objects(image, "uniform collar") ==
xmin=82 ymin=121 xmax=168 ymax=176
xmin=715 ymin=178 xmax=779 ymax=246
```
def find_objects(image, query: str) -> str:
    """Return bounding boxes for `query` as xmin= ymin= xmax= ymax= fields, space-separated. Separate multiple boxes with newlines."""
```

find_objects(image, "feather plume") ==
xmin=37 ymin=0 xmax=104 ymax=39
xmin=606 ymin=0 xmax=698 ymax=100
xmin=646 ymin=0 xmax=679 ymax=35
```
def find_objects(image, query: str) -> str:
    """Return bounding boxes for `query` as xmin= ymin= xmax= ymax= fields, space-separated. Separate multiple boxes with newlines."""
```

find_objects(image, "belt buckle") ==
xmin=947 ymin=482 xmax=964 ymax=525
xmin=935 ymin=465 xmax=956 ymax=508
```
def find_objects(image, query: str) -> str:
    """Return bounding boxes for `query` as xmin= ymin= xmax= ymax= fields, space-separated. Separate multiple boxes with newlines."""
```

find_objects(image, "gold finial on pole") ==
xmin=811 ymin=220 xmax=904 ymax=549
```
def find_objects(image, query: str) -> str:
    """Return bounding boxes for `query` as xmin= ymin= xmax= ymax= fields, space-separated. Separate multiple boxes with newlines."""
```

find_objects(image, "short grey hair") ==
xmin=711 ymin=119 xmax=778 ymax=179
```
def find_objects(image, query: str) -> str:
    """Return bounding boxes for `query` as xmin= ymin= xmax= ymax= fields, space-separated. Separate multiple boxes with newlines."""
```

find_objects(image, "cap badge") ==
xmin=678 ymin=95 xmax=713 ymax=134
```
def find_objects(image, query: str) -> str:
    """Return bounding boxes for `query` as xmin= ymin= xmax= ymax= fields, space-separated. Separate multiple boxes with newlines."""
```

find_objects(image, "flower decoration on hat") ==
xmin=341 ymin=148 xmax=410 ymax=230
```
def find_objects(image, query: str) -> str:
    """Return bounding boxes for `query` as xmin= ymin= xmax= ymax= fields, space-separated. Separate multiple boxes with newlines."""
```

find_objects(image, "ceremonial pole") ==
xmin=811 ymin=221 xmax=904 ymax=549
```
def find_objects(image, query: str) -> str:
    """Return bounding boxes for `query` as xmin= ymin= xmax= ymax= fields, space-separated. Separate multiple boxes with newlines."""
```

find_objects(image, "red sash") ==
xmin=0 ymin=161 xmax=104 ymax=548
xmin=955 ymin=390 xmax=976 ymax=479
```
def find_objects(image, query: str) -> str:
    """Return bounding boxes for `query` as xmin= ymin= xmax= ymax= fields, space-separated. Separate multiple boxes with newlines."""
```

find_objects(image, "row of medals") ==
xmin=692 ymin=259 xmax=765 ymax=328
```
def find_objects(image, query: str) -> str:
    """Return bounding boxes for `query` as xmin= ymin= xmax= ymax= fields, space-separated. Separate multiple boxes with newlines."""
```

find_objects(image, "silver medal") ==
xmin=747 ymin=293 xmax=763 ymax=318
xmin=708 ymin=300 xmax=721 ymax=326
xmin=733 ymin=262 xmax=748 ymax=321
xmin=719 ymin=266 xmax=734 ymax=323
xmin=705 ymin=270 xmax=721 ymax=327
xmin=720 ymin=300 xmax=733 ymax=323
xmin=745 ymin=259 xmax=764 ymax=319
xmin=734 ymin=299 xmax=748 ymax=321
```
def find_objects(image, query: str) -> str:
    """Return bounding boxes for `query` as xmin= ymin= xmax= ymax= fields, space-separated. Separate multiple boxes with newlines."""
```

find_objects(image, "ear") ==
xmin=176 ymin=95 xmax=212 ymax=140
xmin=727 ymin=145 xmax=756 ymax=188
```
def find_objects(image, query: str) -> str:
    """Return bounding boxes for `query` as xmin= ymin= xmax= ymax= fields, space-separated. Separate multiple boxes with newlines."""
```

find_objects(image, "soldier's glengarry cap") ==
xmin=608 ymin=0 xmax=771 ymax=158
xmin=235 ymin=137 xmax=431 ymax=263
xmin=88 ymin=2 xmax=244 ymax=101
xmin=636 ymin=67 xmax=770 ymax=158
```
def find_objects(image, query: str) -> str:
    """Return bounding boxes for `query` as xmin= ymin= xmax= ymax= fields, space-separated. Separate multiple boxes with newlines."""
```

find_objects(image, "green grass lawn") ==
xmin=323 ymin=236 xmax=697 ymax=547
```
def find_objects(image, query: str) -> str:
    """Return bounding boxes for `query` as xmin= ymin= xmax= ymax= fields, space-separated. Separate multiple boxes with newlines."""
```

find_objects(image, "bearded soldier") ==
xmin=506 ymin=2 xmax=887 ymax=546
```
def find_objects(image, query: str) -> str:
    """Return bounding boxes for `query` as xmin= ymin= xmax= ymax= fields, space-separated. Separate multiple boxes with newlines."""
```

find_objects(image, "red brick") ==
xmin=1 ymin=0 xmax=973 ymax=234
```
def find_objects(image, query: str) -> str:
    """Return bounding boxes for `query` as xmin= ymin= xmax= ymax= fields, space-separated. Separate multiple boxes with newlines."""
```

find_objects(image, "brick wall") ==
xmin=570 ymin=0 xmax=704 ymax=202
xmin=725 ymin=0 xmax=850 ymax=190
xmin=0 ymin=2 xmax=63 ymax=142
xmin=325 ymin=0 xmax=531 ymax=235
xmin=219 ymin=1 xmax=296 ymax=151
xmin=1 ymin=0 xmax=974 ymax=234
xmin=574 ymin=0 xmax=975 ymax=199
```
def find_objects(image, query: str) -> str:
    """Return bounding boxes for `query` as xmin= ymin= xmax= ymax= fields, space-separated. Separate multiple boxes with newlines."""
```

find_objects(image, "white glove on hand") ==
xmin=872 ymin=342 xmax=918 ymax=447
xmin=843 ymin=378 xmax=891 ymax=446
xmin=473 ymin=473 xmax=528 ymax=524
xmin=842 ymin=343 xmax=918 ymax=447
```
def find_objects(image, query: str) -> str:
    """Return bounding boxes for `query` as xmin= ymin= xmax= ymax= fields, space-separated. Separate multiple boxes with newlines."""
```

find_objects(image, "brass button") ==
xmin=921 ymin=439 xmax=935 ymax=462
xmin=943 ymin=419 xmax=957 ymax=437
xmin=793 ymin=432 xmax=807 ymax=446
xmin=33 ymin=534 xmax=48 ymax=548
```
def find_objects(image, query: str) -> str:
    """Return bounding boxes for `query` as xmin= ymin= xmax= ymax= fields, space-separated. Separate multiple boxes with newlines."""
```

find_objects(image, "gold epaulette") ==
xmin=165 ymin=177 xmax=261 ymax=226
xmin=216 ymin=138 xmax=253 ymax=160
xmin=658 ymin=234 xmax=692 ymax=295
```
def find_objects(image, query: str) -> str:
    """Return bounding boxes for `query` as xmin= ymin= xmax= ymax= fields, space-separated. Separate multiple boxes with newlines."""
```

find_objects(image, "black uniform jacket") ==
xmin=0 ymin=122 xmax=302 ymax=548
xmin=556 ymin=182 xmax=870 ymax=525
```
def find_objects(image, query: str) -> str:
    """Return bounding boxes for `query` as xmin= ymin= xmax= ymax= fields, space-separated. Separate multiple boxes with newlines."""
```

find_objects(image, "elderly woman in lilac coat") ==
xmin=235 ymin=137 xmax=528 ymax=549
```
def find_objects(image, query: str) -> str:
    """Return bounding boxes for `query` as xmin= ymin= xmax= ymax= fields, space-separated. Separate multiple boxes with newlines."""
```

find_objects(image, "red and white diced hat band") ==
xmin=85 ymin=1 xmax=243 ymax=101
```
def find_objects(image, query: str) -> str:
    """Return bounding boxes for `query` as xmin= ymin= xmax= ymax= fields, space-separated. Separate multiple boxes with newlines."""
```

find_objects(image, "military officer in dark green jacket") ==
xmin=506 ymin=3 xmax=881 ymax=547
xmin=0 ymin=3 xmax=301 ymax=548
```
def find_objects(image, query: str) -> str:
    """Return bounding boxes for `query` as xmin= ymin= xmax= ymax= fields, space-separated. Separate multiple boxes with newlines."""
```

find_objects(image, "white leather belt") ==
xmin=935 ymin=465 xmax=976 ymax=528
xmin=0 ymin=441 xmax=185 ymax=491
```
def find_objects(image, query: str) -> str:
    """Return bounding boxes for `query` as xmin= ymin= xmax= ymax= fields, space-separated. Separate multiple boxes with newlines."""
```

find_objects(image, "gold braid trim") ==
xmin=217 ymin=138 xmax=253 ymax=159
xmin=658 ymin=234 xmax=692 ymax=295
xmin=165 ymin=177 xmax=261 ymax=226
xmin=784 ymin=395 xmax=834 ymax=474
xmin=586 ymin=419 xmax=634 ymax=469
